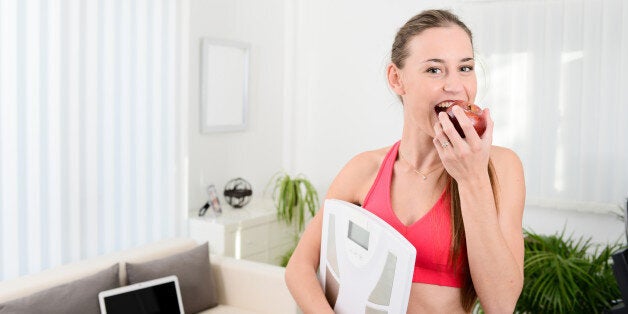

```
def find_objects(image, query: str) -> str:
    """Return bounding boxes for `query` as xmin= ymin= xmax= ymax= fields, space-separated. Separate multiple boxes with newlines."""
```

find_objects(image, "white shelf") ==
xmin=188 ymin=198 xmax=296 ymax=266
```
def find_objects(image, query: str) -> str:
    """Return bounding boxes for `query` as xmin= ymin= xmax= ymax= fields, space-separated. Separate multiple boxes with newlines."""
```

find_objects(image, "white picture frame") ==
xmin=200 ymin=38 xmax=250 ymax=133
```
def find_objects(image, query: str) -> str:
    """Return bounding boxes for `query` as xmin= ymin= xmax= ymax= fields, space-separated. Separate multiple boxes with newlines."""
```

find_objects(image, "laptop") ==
xmin=98 ymin=275 xmax=185 ymax=314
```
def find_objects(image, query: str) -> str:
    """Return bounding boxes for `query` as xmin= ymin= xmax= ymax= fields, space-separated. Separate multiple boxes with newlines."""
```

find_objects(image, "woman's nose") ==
xmin=443 ymin=73 xmax=464 ymax=93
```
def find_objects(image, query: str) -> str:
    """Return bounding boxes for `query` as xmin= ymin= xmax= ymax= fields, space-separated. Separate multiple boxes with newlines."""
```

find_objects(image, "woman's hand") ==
xmin=432 ymin=105 xmax=494 ymax=183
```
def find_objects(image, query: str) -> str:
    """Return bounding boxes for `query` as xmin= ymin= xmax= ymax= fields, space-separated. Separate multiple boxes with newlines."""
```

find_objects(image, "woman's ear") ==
xmin=387 ymin=63 xmax=405 ymax=95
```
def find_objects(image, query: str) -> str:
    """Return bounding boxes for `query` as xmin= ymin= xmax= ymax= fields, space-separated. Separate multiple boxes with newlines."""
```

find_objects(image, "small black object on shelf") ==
xmin=198 ymin=201 xmax=210 ymax=217
xmin=223 ymin=177 xmax=253 ymax=208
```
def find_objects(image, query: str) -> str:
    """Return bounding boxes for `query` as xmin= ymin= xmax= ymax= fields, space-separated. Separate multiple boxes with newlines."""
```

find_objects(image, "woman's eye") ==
xmin=460 ymin=65 xmax=474 ymax=72
xmin=426 ymin=67 xmax=442 ymax=74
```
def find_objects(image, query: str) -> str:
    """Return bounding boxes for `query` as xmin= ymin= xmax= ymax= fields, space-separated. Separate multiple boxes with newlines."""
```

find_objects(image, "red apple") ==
xmin=435 ymin=100 xmax=486 ymax=138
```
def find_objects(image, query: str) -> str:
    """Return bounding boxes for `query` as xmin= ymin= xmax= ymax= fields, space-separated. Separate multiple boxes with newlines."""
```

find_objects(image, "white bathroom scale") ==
xmin=319 ymin=199 xmax=416 ymax=314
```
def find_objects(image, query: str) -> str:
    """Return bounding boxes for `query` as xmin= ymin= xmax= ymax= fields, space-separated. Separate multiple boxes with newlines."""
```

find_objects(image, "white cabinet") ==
xmin=188 ymin=199 xmax=296 ymax=266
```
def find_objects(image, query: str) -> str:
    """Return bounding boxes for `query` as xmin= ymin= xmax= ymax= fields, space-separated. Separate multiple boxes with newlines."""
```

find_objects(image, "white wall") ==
xmin=187 ymin=0 xmax=286 ymax=211
xmin=524 ymin=204 xmax=625 ymax=245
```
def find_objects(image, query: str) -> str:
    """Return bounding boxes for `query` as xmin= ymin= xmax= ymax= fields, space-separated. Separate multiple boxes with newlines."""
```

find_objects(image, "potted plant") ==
xmin=268 ymin=172 xmax=320 ymax=266
xmin=514 ymin=229 xmax=624 ymax=314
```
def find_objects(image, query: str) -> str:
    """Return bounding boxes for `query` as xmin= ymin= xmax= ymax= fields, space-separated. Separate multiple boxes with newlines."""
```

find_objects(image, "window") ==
xmin=0 ymin=0 xmax=184 ymax=281
xmin=458 ymin=0 xmax=628 ymax=212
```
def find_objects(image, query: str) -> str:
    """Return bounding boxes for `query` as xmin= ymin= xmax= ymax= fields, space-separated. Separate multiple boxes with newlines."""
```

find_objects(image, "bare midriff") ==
xmin=406 ymin=283 xmax=467 ymax=314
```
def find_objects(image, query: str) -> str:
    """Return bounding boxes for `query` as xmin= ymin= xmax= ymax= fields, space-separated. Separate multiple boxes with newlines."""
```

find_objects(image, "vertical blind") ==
xmin=0 ymin=0 xmax=182 ymax=281
xmin=458 ymin=0 xmax=628 ymax=211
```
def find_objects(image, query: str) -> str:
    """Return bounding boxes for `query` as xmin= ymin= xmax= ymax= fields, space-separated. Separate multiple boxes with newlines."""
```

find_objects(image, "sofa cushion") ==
xmin=126 ymin=242 xmax=217 ymax=313
xmin=0 ymin=264 xmax=119 ymax=314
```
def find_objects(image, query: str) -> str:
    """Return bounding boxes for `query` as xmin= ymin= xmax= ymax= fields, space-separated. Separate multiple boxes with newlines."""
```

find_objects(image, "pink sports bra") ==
xmin=362 ymin=141 xmax=466 ymax=288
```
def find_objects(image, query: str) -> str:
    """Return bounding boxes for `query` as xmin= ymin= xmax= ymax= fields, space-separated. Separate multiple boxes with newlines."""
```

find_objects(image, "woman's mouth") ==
xmin=434 ymin=101 xmax=456 ymax=114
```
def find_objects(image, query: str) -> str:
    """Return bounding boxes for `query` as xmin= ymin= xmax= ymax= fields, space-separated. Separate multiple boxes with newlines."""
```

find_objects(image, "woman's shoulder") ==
xmin=347 ymin=145 xmax=391 ymax=172
xmin=489 ymin=145 xmax=523 ymax=173
xmin=326 ymin=144 xmax=393 ymax=203
xmin=489 ymin=145 xmax=525 ymax=197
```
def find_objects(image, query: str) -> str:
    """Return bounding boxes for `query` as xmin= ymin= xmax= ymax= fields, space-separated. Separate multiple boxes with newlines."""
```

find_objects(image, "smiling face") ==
xmin=387 ymin=25 xmax=477 ymax=137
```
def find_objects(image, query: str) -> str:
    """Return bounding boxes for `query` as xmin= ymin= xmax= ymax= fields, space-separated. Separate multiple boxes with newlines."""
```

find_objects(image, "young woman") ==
xmin=285 ymin=10 xmax=525 ymax=313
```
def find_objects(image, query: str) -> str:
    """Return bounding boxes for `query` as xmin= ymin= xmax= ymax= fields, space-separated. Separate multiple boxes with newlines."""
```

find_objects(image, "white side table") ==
xmin=188 ymin=198 xmax=296 ymax=265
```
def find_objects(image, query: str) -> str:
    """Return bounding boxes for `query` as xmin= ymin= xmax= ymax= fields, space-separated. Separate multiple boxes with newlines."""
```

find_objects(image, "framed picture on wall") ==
xmin=200 ymin=38 xmax=250 ymax=133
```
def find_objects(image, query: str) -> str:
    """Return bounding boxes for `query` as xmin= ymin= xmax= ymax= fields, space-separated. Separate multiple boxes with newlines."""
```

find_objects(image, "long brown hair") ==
xmin=449 ymin=162 xmax=499 ymax=311
xmin=391 ymin=10 xmax=499 ymax=312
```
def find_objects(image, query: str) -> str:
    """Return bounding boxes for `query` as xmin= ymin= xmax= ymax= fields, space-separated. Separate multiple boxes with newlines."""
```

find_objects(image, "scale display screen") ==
xmin=347 ymin=221 xmax=369 ymax=250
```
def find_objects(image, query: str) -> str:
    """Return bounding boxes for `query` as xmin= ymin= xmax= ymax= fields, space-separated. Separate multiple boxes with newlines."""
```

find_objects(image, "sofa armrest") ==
xmin=210 ymin=255 xmax=297 ymax=314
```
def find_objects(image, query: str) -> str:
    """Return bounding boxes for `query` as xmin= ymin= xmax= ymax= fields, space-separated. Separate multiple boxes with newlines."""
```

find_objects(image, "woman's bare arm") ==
xmin=434 ymin=107 xmax=525 ymax=313
xmin=458 ymin=147 xmax=525 ymax=312
xmin=284 ymin=151 xmax=382 ymax=313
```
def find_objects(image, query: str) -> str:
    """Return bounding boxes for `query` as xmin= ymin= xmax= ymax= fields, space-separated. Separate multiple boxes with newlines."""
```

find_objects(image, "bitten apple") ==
xmin=435 ymin=100 xmax=486 ymax=138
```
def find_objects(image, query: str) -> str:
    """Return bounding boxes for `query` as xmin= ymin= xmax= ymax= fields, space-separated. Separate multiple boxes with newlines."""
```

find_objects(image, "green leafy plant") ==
xmin=270 ymin=172 xmax=319 ymax=232
xmin=515 ymin=229 xmax=624 ymax=314
xmin=268 ymin=172 xmax=319 ymax=266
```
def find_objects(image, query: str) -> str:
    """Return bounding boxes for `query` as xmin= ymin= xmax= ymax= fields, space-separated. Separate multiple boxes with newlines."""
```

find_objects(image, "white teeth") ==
xmin=436 ymin=101 xmax=453 ymax=108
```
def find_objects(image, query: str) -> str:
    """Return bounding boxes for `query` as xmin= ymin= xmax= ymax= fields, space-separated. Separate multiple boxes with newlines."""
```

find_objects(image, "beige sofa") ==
xmin=0 ymin=238 xmax=297 ymax=313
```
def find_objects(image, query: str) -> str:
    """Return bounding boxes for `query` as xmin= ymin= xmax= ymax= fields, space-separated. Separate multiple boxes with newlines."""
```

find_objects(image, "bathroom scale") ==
xmin=319 ymin=199 xmax=416 ymax=314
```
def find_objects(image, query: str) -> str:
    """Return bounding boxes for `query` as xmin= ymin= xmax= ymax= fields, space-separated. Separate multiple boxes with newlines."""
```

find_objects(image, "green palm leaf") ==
xmin=515 ymin=229 xmax=624 ymax=314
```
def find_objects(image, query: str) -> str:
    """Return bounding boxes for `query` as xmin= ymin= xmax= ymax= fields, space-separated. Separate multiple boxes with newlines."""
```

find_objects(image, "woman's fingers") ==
xmin=433 ymin=114 xmax=453 ymax=149
xmin=481 ymin=108 xmax=494 ymax=144
xmin=437 ymin=111 xmax=465 ymax=148
xmin=433 ymin=106 xmax=493 ymax=180
xmin=451 ymin=105 xmax=481 ymax=142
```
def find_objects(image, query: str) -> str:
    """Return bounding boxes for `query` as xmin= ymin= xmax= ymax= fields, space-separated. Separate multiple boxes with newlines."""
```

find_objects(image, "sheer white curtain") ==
xmin=456 ymin=0 xmax=628 ymax=212
xmin=0 ymin=0 xmax=184 ymax=281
